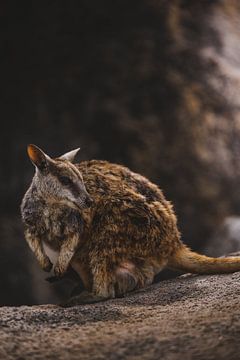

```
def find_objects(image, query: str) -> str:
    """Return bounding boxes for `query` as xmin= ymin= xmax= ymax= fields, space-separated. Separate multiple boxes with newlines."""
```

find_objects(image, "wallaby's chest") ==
xmin=42 ymin=205 xmax=84 ymax=247
xmin=40 ymin=207 xmax=67 ymax=265
xmin=22 ymin=195 xmax=84 ymax=249
xmin=40 ymin=206 xmax=66 ymax=243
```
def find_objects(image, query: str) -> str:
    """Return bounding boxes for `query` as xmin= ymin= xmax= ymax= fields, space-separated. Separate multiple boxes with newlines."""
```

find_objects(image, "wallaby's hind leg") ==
xmin=115 ymin=259 xmax=159 ymax=296
xmin=61 ymin=259 xmax=156 ymax=307
xmin=61 ymin=259 xmax=115 ymax=307
xmin=89 ymin=259 xmax=151 ymax=299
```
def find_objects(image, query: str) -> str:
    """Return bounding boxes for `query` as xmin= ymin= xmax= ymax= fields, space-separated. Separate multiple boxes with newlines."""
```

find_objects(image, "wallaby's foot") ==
xmin=60 ymin=291 xmax=108 ymax=307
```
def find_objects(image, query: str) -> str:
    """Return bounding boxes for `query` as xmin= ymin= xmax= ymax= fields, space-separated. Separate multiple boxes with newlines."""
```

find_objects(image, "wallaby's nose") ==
xmin=84 ymin=196 xmax=93 ymax=208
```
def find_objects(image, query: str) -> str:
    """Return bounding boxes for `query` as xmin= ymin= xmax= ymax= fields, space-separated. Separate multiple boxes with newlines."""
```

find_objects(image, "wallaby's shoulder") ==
xmin=21 ymin=184 xmax=44 ymax=218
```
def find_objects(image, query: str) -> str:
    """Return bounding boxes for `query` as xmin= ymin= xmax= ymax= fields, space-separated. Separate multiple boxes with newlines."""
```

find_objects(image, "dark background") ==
xmin=1 ymin=0 xmax=240 ymax=305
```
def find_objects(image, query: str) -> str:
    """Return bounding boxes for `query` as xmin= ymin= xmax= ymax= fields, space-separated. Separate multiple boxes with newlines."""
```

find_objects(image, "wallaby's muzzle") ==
xmin=74 ymin=193 xmax=93 ymax=210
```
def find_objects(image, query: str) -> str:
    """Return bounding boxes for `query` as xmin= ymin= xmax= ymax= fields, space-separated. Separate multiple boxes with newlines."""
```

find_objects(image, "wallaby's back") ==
xmin=77 ymin=160 xmax=240 ymax=276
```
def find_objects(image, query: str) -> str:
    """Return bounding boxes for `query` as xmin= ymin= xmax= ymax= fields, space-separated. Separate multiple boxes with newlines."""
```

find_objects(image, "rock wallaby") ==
xmin=21 ymin=144 xmax=240 ymax=306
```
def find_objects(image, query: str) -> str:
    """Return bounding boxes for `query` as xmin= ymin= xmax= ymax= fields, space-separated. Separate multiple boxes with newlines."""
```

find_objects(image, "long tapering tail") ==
xmin=168 ymin=245 xmax=240 ymax=274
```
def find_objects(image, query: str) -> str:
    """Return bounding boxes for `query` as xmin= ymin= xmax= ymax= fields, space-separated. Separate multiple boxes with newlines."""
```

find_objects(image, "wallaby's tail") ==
xmin=168 ymin=245 xmax=240 ymax=274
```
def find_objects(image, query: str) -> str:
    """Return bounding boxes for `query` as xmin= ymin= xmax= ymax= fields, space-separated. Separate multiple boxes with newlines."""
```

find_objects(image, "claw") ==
xmin=53 ymin=265 xmax=66 ymax=278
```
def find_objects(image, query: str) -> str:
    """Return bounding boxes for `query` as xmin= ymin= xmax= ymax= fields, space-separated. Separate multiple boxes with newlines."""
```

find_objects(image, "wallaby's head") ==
xmin=27 ymin=144 xmax=93 ymax=210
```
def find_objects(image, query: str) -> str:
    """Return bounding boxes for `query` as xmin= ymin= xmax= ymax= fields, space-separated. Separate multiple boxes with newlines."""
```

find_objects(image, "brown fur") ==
xmin=168 ymin=246 xmax=240 ymax=274
xmin=21 ymin=147 xmax=240 ymax=306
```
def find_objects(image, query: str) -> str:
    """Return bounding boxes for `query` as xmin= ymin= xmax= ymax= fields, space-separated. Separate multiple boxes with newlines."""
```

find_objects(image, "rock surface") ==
xmin=206 ymin=216 xmax=240 ymax=257
xmin=0 ymin=270 xmax=240 ymax=360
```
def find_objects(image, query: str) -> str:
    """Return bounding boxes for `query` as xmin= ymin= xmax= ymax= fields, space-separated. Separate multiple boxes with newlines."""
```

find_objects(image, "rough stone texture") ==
xmin=1 ymin=270 xmax=240 ymax=360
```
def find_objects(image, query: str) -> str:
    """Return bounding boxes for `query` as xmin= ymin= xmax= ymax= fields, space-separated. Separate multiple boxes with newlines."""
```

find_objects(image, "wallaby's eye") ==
xmin=59 ymin=176 xmax=72 ymax=186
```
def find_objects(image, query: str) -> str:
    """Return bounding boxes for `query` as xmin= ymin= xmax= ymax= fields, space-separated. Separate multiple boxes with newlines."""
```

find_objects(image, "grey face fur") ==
xmin=28 ymin=144 xmax=93 ymax=210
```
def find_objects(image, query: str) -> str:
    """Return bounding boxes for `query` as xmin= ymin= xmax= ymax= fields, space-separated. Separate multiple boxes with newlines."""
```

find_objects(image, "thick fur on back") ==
xmin=76 ymin=160 xmax=182 ymax=259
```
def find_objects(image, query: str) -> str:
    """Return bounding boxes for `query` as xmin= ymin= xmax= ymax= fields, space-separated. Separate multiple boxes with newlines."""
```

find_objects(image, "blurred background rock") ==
xmin=1 ymin=0 xmax=240 ymax=305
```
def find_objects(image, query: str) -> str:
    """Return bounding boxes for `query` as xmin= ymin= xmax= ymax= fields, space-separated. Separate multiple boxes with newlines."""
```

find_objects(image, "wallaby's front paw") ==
xmin=42 ymin=258 xmax=53 ymax=272
xmin=53 ymin=264 xmax=67 ymax=278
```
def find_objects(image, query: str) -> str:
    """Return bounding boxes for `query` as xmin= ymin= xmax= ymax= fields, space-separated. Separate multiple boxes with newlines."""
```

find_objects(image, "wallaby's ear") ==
xmin=59 ymin=148 xmax=80 ymax=162
xmin=27 ymin=144 xmax=50 ymax=171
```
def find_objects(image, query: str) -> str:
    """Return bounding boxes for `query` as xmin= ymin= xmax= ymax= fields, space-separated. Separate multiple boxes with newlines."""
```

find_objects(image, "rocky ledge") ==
xmin=0 ymin=270 xmax=240 ymax=360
